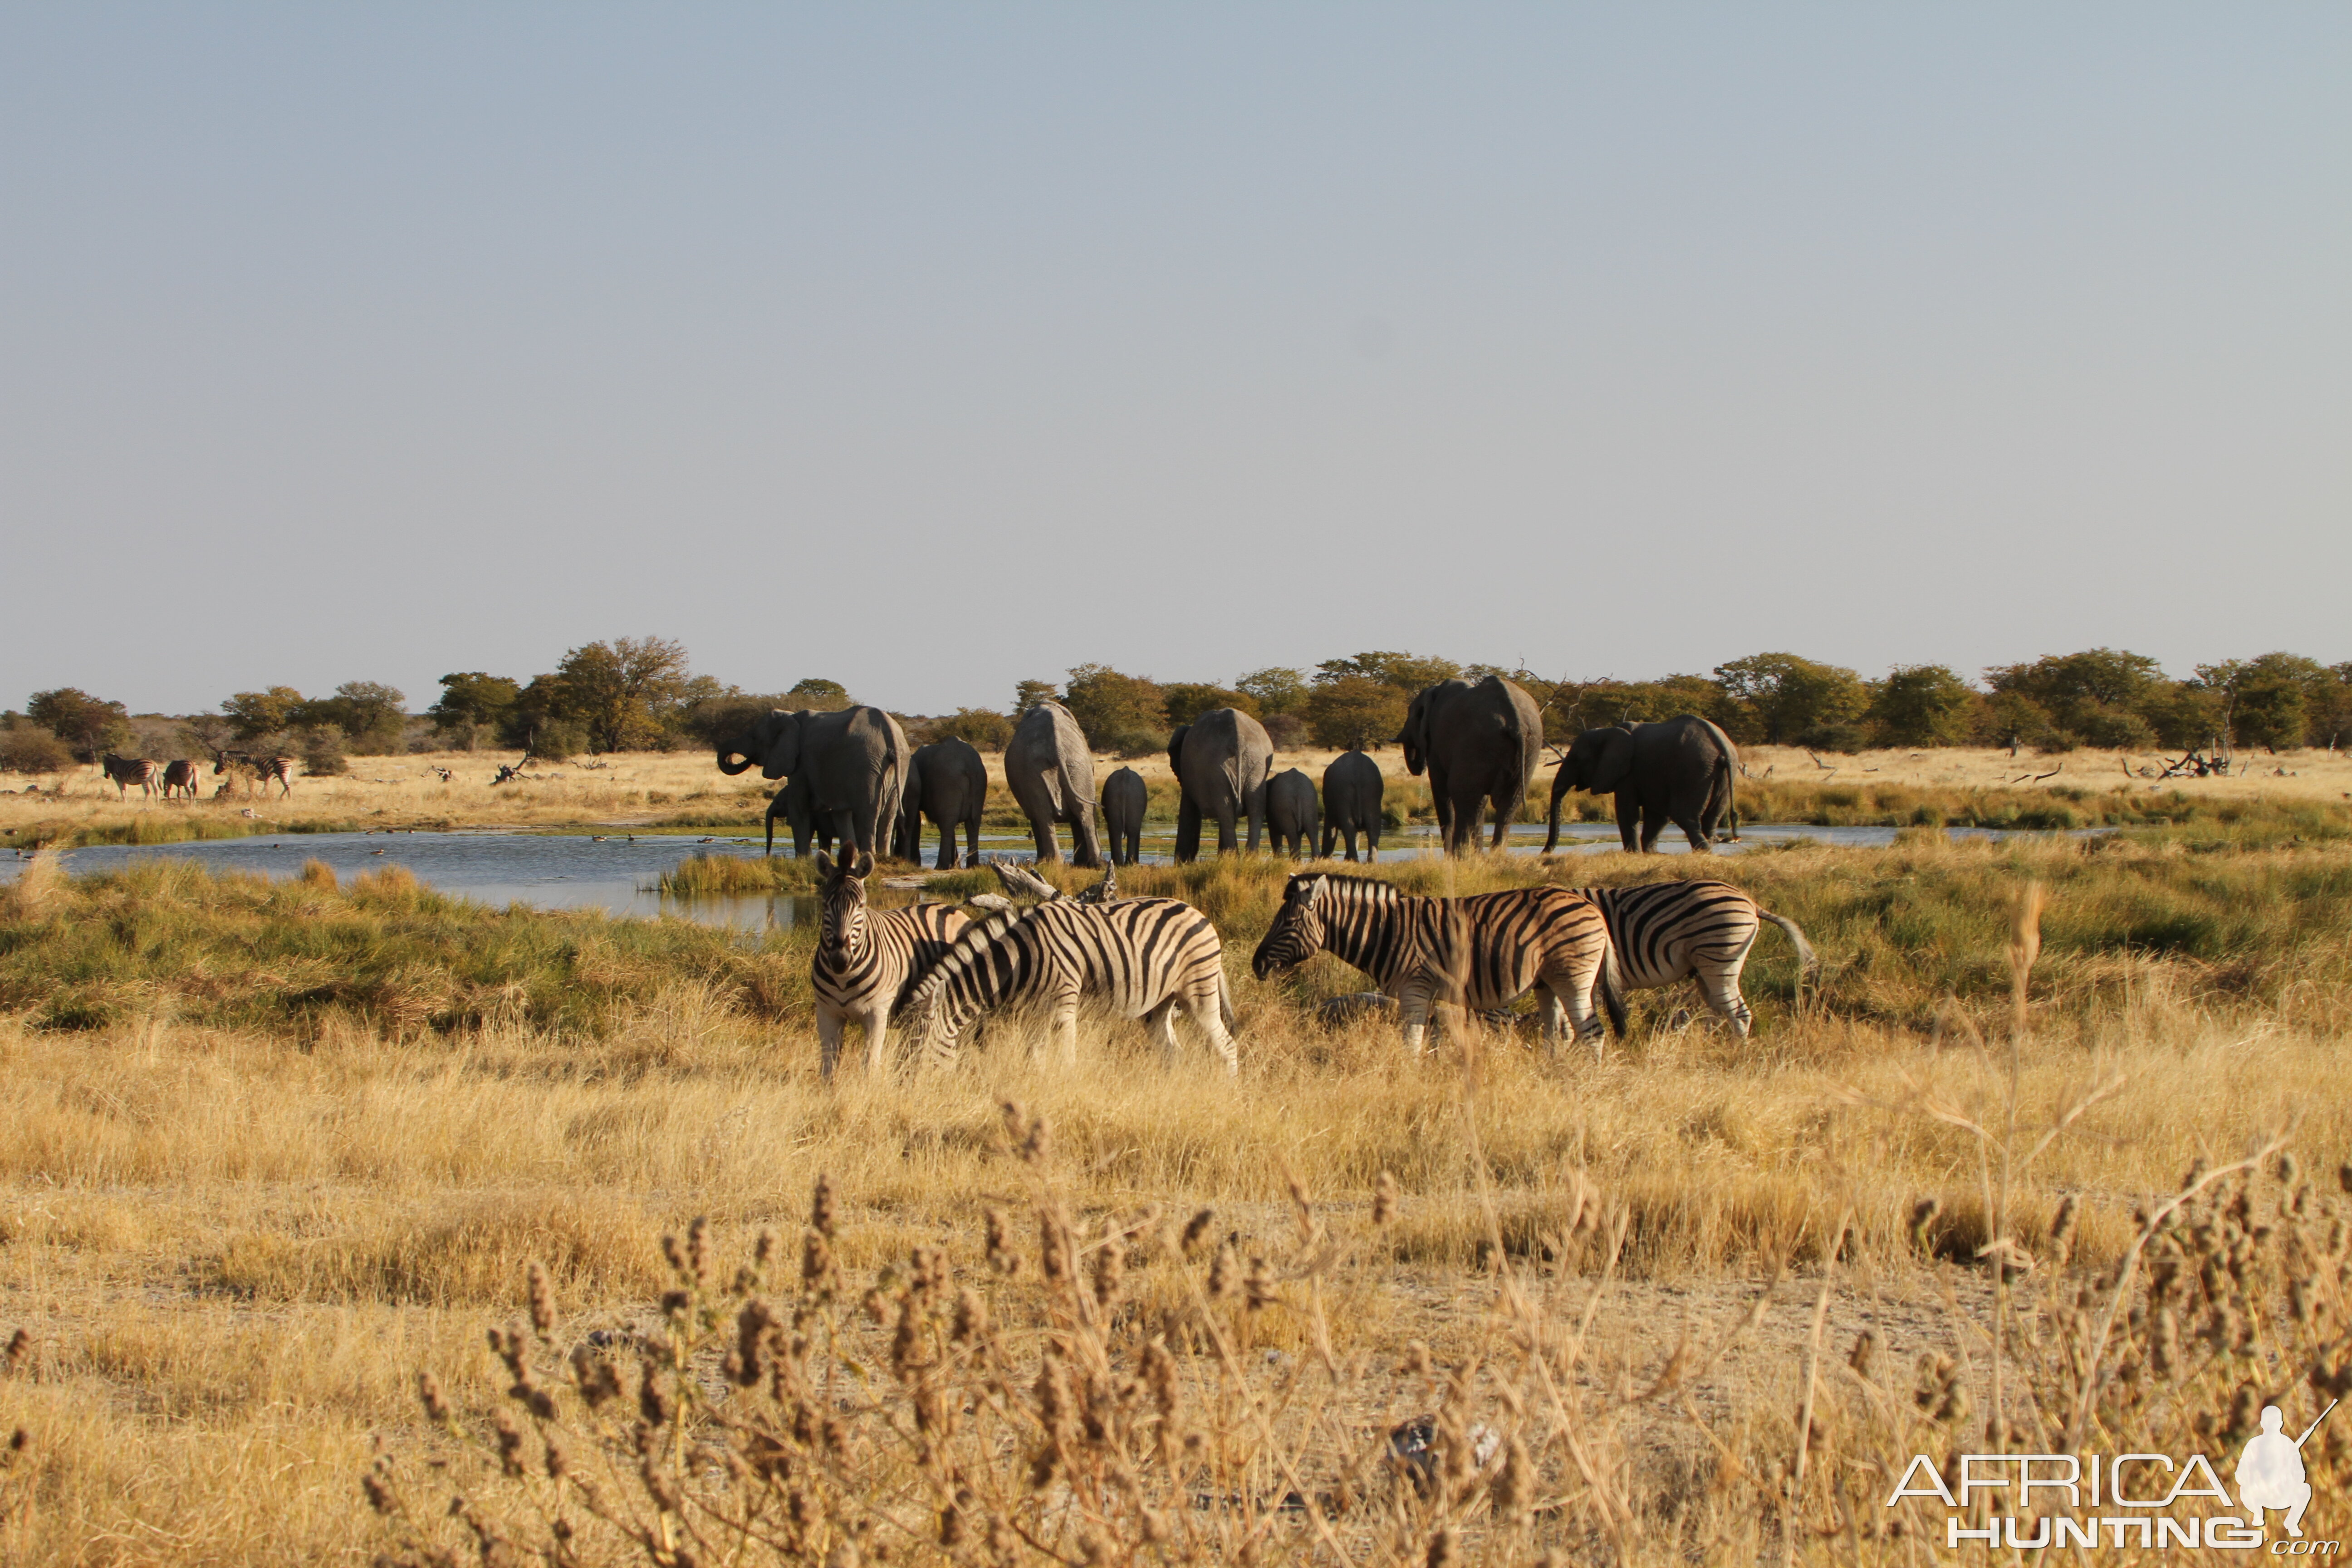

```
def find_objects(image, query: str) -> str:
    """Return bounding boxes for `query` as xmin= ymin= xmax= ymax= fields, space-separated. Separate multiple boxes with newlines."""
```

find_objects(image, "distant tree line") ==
xmin=6 ymin=642 xmax=2349 ymax=776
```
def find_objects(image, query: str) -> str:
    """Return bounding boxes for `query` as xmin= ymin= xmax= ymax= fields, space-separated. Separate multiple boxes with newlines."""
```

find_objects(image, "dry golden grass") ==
xmin=2 ymin=839 xmax=2351 ymax=1561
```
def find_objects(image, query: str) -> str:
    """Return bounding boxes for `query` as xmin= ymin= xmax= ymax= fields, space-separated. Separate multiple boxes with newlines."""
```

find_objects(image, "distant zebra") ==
xmin=100 ymin=753 xmax=157 ymax=798
xmin=216 ymin=751 xmax=295 ymax=798
xmin=160 ymin=760 xmax=200 ymax=800
xmin=1251 ymin=872 xmax=1622 ymax=1055
xmin=900 ymin=895 xmax=1237 ymax=1073
xmin=811 ymin=849 xmax=970 ymax=1078
xmin=1581 ymin=879 xmax=1818 ymax=1038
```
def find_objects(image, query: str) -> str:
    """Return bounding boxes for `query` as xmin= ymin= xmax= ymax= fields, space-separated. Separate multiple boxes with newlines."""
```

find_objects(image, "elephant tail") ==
xmin=1597 ymin=948 xmax=1628 ymax=1039
xmin=1757 ymin=907 xmax=1819 ymax=995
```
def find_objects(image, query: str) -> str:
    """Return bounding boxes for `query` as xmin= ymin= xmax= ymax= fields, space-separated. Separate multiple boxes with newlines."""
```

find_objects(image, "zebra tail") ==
xmin=1757 ymin=908 xmax=1819 ymax=983
xmin=1219 ymin=966 xmax=1236 ymax=1034
xmin=1598 ymin=948 xmax=1628 ymax=1039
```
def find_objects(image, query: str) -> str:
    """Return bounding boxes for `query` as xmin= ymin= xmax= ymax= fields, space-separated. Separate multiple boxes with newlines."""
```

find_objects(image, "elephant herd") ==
xmin=711 ymin=676 xmax=1745 ymax=867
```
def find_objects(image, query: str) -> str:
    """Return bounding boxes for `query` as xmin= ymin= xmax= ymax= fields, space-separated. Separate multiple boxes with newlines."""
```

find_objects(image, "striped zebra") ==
xmin=1582 ymin=879 xmax=1818 ymax=1038
xmin=900 ymin=896 xmax=1237 ymax=1073
xmin=100 ymin=754 xmax=157 ymax=798
xmin=160 ymin=759 xmax=201 ymax=799
xmin=811 ymin=849 xmax=970 ymax=1078
xmin=215 ymin=751 xmax=295 ymax=798
xmin=1250 ymin=872 xmax=1622 ymax=1056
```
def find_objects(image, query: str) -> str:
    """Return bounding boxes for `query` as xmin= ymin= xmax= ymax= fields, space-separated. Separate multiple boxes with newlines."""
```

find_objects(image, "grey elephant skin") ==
xmin=1319 ymin=748 xmax=1384 ymax=861
xmin=896 ymin=737 xmax=989 ymax=868
xmin=1099 ymin=766 xmax=1147 ymax=865
xmin=1167 ymin=707 xmax=1274 ymax=861
xmin=764 ymin=772 xmax=836 ymax=859
xmin=1265 ymin=767 xmax=1320 ymax=858
xmin=715 ymin=706 xmax=910 ymax=859
xmin=1398 ymin=676 xmax=1545 ymax=855
xmin=1543 ymin=713 xmax=1740 ymax=854
xmin=1004 ymin=701 xmax=1102 ymax=867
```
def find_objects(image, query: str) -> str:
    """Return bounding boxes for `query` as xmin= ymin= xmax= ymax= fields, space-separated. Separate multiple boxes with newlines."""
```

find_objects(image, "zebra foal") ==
xmin=1582 ymin=878 xmax=1818 ymax=1038
xmin=1251 ymin=873 xmax=1622 ymax=1056
xmin=811 ymin=849 xmax=969 ymax=1078
xmin=899 ymin=896 xmax=1238 ymax=1073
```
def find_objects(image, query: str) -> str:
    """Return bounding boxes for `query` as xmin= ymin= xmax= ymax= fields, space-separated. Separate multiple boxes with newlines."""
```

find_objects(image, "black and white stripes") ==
xmin=899 ymin=895 xmax=1237 ymax=1073
xmin=812 ymin=850 xmax=970 ymax=1078
xmin=1250 ymin=873 xmax=1621 ymax=1054
xmin=1579 ymin=879 xmax=1817 ymax=1037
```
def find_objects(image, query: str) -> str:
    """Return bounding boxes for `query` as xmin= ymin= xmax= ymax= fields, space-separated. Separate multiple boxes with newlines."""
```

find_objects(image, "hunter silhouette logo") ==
xmin=2240 ymin=1399 xmax=2335 ymax=1539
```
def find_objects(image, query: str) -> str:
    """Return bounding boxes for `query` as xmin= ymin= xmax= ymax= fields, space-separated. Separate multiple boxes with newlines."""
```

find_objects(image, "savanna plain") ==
xmin=3 ymin=755 xmax=2352 ymax=1565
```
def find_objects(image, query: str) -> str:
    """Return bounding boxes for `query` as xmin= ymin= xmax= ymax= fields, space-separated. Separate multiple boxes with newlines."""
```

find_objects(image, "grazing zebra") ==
xmin=1581 ymin=879 xmax=1818 ymax=1038
xmin=215 ymin=751 xmax=295 ymax=798
xmin=1250 ymin=872 xmax=1622 ymax=1056
xmin=900 ymin=895 xmax=1237 ymax=1073
xmin=160 ymin=759 xmax=201 ymax=799
xmin=811 ymin=849 xmax=970 ymax=1078
xmin=100 ymin=754 xmax=157 ymax=798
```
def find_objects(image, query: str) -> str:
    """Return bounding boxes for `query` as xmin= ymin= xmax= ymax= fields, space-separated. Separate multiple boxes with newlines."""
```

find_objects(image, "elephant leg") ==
xmin=1639 ymin=804 xmax=1667 ymax=853
xmin=1613 ymin=793 xmax=1640 ymax=853
xmin=965 ymin=817 xmax=981 ymax=867
xmin=1673 ymin=812 xmax=1713 ymax=853
xmin=1214 ymin=805 xmax=1239 ymax=855
xmin=1032 ymin=813 xmax=1061 ymax=863
xmin=816 ymin=1004 xmax=847 ymax=1081
xmin=1489 ymin=794 xmax=1510 ymax=852
xmin=1175 ymin=800 xmax=1201 ymax=863
xmin=838 ymin=806 xmax=866 ymax=858
xmin=936 ymin=817 xmax=958 ymax=870
xmin=1365 ymin=823 xmax=1378 ymax=862
xmin=1069 ymin=804 xmax=1103 ymax=869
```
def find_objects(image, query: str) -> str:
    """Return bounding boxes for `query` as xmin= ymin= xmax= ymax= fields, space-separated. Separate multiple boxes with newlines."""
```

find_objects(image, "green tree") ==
xmin=27 ymin=687 xmax=132 ymax=762
xmin=1235 ymin=667 xmax=1308 ymax=715
xmin=220 ymin=686 xmax=304 ymax=746
xmin=1314 ymin=651 xmax=1460 ymax=694
xmin=1161 ymin=683 xmax=1257 ymax=727
xmin=2195 ymin=654 xmax=2327 ymax=751
xmin=784 ymin=678 xmax=853 ymax=712
xmin=1984 ymin=649 xmax=2167 ymax=748
xmin=932 ymin=707 xmax=1014 ymax=751
xmin=550 ymin=637 xmax=695 ymax=752
xmin=429 ymin=673 xmax=522 ymax=746
xmin=294 ymin=681 xmax=408 ymax=754
xmin=1866 ymin=665 xmax=1978 ymax=747
xmin=1012 ymin=680 xmax=1058 ymax=716
xmin=1711 ymin=654 xmax=1869 ymax=747
xmin=1303 ymin=676 xmax=1406 ymax=750
xmin=1061 ymin=665 xmax=1167 ymax=750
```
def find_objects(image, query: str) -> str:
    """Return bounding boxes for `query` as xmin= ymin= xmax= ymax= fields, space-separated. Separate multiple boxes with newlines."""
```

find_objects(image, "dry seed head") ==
xmin=686 ymin=1215 xmax=711 ymax=1287
xmin=1373 ymin=1171 xmax=1399 ymax=1226
xmin=951 ymin=1286 xmax=987 ymax=1347
xmin=811 ymin=1174 xmax=837 ymax=1239
xmin=1425 ymin=1527 xmax=1457 ymax=1568
xmin=1243 ymin=1254 xmax=1277 ymax=1311
xmin=1181 ymin=1208 xmax=1216 ymax=1255
xmin=493 ymin=1411 xmax=526 ymax=1477
xmin=2 ymin=1328 xmax=26 ymax=1372
xmin=1093 ymin=1240 xmax=1125 ymax=1311
xmin=527 ymin=1262 xmax=556 ymax=1338
xmin=1848 ymin=1330 xmax=1877 ymax=1380
xmin=416 ymin=1370 xmax=451 ymax=1423
xmin=2008 ymin=881 xmax=2046 ymax=985
xmin=1207 ymin=1242 xmax=1237 ymax=1299
xmin=1404 ymin=1340 xmax=1433 ymax=1377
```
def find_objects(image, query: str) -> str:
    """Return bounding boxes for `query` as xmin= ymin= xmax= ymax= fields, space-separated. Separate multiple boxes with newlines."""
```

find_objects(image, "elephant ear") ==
xmin=1166 ymin=725 xmax=1189 ymax=776
xmin=1396 ymin=695 xmax=1428 ymax=776
xmin=1591 ymin=728 xmax=1638 ymax=794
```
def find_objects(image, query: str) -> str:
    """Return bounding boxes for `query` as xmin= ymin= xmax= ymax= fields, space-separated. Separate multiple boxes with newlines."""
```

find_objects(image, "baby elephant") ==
xmin=1266 ymin=768 xmax=1320 ymax=858
xmin=1100 ymin=766 xmax=1147 ymax=865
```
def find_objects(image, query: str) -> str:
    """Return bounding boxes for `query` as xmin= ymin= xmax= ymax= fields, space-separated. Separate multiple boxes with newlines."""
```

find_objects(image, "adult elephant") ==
xmin=1099 ymin=766 xmax=1147 ymax=866
xmin=1542 ymin=714 xmax=1740 ymax=854
xmin=1320 ymin=746 xmax=1384 ymax=862
xmin=1168 ymin=707 xmax=1274 ymax=862
xmin=1397 ymin=676 xmax=1544 ymax=855
xmin=1266 ymin=768 xmax=1319 ymax=859
xmin=715 ymin=706 xmax=909 ymax=860
xmin=1004 ymin=701 xmax=1102 ymax=867
xmin=896 ymin=737 xmax=988 ymax=868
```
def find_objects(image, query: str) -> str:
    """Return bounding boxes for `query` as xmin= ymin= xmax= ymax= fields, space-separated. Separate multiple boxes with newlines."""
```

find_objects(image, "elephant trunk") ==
xmin=1541 ymin=764 xmax=1576 ymax=854
xmin=715 ymin=742 xmax=755 ymax=776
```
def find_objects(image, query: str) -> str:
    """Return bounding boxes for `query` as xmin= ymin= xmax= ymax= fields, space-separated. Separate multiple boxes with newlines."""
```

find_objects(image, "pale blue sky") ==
xmin=4 ymin=5 xmax=2345 ymax=715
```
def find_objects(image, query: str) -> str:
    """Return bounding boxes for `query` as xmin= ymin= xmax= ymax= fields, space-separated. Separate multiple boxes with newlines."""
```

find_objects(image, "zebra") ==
xmin=215 ymin=751 xmax=295 ymax=798
xmin=1250 ymin=872 xmax=1622 ymax=1056
xmin=1580 ymin=878 xmax=1818 ymax=1038
xmin=811 ymin=849 xmax=970 ymax=1079
xmin=99 ymin=754 xmax=157 ymax=798
xmin=160 ymin=760 xmax=200 ymax=800
xmin=899 ymin=895 xmax=1237 ymax=1073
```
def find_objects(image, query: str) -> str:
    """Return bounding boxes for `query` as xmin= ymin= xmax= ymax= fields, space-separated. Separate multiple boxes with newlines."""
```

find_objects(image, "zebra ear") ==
xmin=852 ymin=849 xmax=873 ymax=879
